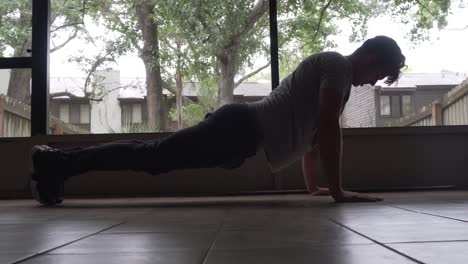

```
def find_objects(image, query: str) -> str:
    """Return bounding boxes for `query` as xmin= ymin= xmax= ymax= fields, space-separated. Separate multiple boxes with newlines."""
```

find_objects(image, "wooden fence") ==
xmin=392 ymin=80 xmax=468 ymax=127
xmin=0 ymin=95 xmax=88 ymax=137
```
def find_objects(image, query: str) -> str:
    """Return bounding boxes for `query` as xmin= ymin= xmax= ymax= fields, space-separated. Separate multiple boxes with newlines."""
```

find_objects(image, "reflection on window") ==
xmin=380 ymin=96 xmax=391 ymax=116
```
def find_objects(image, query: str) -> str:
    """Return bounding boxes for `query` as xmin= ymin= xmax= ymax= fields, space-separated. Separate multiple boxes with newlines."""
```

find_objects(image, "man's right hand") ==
xmin=331 ymin=190 xmax=383 ymax=203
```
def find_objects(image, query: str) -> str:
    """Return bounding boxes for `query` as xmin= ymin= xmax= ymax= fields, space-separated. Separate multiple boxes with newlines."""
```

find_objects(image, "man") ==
xmin=31 ymin=35 xmax=406 ymax=206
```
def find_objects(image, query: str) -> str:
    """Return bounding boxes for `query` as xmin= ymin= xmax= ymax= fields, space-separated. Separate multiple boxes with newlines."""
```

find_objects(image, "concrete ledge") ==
xmin=1 ymin=127 xmax=468 ymax=198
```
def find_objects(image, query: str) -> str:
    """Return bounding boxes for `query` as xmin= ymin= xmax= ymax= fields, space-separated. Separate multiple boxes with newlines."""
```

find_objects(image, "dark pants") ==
xmin=65 ymin=103 xmax=264 ymax=176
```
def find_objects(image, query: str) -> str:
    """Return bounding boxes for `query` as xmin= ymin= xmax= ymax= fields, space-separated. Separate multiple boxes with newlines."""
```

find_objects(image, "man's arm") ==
xmin=318 ymin=84 xmax=382 ymax=203
xmin=302 ymin=145 xmax=329 ymax=195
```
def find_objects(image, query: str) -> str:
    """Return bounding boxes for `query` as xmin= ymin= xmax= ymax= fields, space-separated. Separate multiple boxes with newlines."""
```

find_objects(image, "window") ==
xmin=380 ymin=96 xmax=391 ymax=117
xmin=402 ymin=95 xmax=413 ymax=115
xmin=0 ymin=1 xmax=32 ymax=137
xmin=131 ymin=104 xmax=142 ymax=124
xmin=0 ymin=69 xmax=32 ymax=137
xmin=59 ymin=103 xmax=90 ymax=125
xmin=79 ymin=104 xmax=90 ymax=124
xmin=59 ymin=104 xmax=69 ymax=123
xmin=122 ymin=103 xmax=143 ymax=125
xmin=50 ymin=1 xmax=271 ymax=134
xmin=391 ymin=95 xmax=401 ymax=117
xmin=0 ymin=1 xmax=32 ymax=58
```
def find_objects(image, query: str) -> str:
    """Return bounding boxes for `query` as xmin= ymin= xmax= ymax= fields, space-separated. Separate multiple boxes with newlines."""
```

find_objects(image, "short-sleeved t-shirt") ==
xmin=248 ymin=51 xmax=352 ymax=172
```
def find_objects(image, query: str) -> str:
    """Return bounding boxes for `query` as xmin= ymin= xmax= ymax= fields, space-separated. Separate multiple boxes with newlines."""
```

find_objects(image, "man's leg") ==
xmin=31 ymin=103 xmax=263 ymax=205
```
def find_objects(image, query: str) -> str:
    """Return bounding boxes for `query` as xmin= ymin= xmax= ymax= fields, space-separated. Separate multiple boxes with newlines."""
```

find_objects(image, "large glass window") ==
xmin=49 ymin=0 xmax=271 ymax=134
xmin=0 ymin=1 xmax=32 ymax=58
xmin=278 ymin=0 xmax=468 ymax=128
xmin=0 ymin=69 xmax=31 ymax=137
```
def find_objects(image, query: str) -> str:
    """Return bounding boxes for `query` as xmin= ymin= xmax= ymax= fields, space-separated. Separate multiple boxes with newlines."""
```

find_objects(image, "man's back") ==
xmin=249 ymin=51 xmax=352 ymax=172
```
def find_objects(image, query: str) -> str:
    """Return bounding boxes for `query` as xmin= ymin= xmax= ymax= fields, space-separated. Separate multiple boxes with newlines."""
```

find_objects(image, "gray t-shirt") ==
xmin=249 ymin=51 xmax=352 ymax=172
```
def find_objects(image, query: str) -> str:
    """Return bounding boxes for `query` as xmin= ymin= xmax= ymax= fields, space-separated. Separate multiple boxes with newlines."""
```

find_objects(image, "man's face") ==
xmin=353 ymin=54 xmax=387 ymax=86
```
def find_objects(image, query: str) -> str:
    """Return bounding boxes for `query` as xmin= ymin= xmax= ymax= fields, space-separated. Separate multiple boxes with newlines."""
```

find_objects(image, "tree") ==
xmin=0 ymin=0 xmax=87 ymax=103
xmin=2 ymin=0 xmax=456 ymax=131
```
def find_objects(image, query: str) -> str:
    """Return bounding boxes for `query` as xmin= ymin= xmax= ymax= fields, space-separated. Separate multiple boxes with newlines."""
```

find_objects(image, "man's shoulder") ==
xmin=300 ymin=51 xmax=349 ymax=69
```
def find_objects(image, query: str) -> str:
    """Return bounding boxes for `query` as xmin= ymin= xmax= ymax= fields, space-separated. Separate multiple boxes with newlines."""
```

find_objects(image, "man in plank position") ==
xmin=31 ymin=35 xmax=406 ymax=206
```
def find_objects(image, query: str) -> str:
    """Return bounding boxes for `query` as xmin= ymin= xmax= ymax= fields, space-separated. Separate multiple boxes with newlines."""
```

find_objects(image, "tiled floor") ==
xmin=1 ymin=191 xmax=468 ymax=264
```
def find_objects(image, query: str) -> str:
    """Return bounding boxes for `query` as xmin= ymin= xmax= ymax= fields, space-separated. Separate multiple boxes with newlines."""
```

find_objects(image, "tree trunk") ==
xmin=175 ymin=39 xmax=183 ymax=130
xmin=135 ymin=0 xmax=166 ymax=131
xmin=176 ymin=68 xmax=183 ymax=130
xmin=217 ymin=44 xmax=240 ymax=107
xmin=7 ymin=35 xmax=31 ymax=103
xmin=214 ymin=0 xmax=268 ymax=107
xmin=7 ymin=68 xmax=31 ymax=104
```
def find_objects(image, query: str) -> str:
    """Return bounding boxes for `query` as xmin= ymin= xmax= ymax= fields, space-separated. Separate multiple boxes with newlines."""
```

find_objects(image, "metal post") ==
xmin=269 ymin=0 xmax=279 ymax=90
xmin=31 ymin=0 xmax=50 ymax=136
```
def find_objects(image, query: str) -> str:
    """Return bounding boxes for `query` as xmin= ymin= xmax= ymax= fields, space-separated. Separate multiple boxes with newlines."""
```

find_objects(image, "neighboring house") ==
xmin=342 ymin=72 xmax=468 ymax=127
xmin=117 ymin=79 xmax=271 ymax=131
xmin=48 ymin=70 xmax=271 ymax=132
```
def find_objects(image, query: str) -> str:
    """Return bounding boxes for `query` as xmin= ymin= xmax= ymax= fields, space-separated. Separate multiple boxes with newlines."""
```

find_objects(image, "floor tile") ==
xmin=0 ymin=254 xmax=35 ymax=264
xmin=388 ymin=241 xmax=468 ymax=264
xmin=0 ymin=221 xmax=118 ymax=235
xmin=212 ymin=227 xmax=372 ymax=250
xmin=20 ymin=251 xmax=204 ymax=264
xmin=205 ymin=245 xmax=416 ymax=264
xmin=342 ymin=221 xmax=468 ymax=243
xmin=331 ymin=211 xmax=455 ymax=227
xmin=104 ymin=220 xmax=221 ymax=234
xmin=0 ymin=233 xmax=86 ymax=254
xmin=51 ymin=232 xmax=216 ymax=254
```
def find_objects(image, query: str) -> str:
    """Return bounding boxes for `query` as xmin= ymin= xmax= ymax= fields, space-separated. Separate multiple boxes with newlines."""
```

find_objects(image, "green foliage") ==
xmin=0 ymin=0 xmax=86 ymax=56
xmin=169 ymin=78 xmax=218 ymax=128
xmin=109 ymin=121 xmax=160 ymax=133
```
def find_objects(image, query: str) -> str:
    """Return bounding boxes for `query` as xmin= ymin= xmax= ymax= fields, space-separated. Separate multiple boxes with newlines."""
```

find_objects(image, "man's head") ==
xmin=348 ymin=35 xmax=406 ymax=86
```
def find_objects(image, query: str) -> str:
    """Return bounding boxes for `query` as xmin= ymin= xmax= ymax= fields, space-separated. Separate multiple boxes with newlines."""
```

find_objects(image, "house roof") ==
xmin=49 ymin=77 xmax=86 ymax=97
xmin=376 ymin=72 xmax=468 ymax=89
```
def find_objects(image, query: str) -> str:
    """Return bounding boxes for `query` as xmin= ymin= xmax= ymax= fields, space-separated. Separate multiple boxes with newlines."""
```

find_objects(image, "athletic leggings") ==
xmin=67 ymin=103 xmax=264 ymax=176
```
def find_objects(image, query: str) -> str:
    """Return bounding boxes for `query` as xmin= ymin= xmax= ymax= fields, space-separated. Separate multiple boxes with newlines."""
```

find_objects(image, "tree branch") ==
xmin=50 ymin=22 xmax=84 ymax=33
xmin=234 ymin=61 xmax=271 ymax=89
xmin=414 ymin=0 xmax=438 ymax=20
xmin=300 ymin=0 xmax=333 ymax=49
xmin=234 ymin=0 xmax=269 ymax=40
xmin=312 ymin=0 xmax=333 ymax=43
xmin=50 ymin=28 xmax=79 ymax=53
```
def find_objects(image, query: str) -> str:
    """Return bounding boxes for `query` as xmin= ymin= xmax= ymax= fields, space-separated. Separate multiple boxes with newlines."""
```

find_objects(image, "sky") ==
xmin=50 ymin=3 xmax=468 ymax=79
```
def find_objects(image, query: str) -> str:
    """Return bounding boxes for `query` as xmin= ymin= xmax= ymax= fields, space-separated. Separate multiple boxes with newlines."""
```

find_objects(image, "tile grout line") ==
xmin=199 ymin=209 xmax=231 ymax=264
xmin=390 ymin=205 xmax=468 ymax=223
xmin=385 ymin=239 xmax=468 ymax=245
xmin=328 ymin=218 xmax=425 ymax=264
xmin=11 ymin=222 xmax=126 ymax=264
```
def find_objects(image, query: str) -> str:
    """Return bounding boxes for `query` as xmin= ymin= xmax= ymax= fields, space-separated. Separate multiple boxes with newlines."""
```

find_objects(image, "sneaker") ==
xmin=30 ymin=145 xmax=67 ymax=206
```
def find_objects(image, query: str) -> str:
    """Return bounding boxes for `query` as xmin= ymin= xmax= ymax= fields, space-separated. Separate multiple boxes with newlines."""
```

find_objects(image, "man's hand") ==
xmin=331 ymin=190 xmax=383 ymax=203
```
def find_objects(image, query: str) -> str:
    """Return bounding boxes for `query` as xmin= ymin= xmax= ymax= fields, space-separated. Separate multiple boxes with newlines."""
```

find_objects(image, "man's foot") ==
xmin=30 ymin=145 xmax=68 ymax=206
xmin=309 ymin=187 xmax=330 ymax=196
